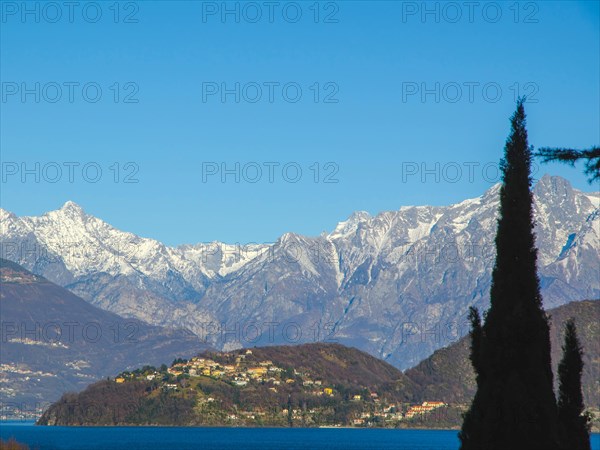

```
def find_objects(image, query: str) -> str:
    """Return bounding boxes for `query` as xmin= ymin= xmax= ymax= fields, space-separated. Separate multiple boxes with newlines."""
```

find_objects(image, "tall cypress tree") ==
xmin=459 ymin=100 xmax=560 ymax=450
xmin=557 ymin=319 xmax=591 ymax=450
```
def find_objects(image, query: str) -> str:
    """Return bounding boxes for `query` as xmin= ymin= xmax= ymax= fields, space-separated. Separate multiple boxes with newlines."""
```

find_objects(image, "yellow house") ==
xmin=352 ymin=395 xmax=362 ymax=401
xmin=323 ymin=388 xmax=333 ymax=395
xmin=248 ymin=367 xmax=268 ymax=376
xmin=115 ymin=377 xmax=125 ymax=383
xmin=422 ymin=401 xmax=445 ymax=407
xmin=167 ymin=367 xmax=183 ymax=376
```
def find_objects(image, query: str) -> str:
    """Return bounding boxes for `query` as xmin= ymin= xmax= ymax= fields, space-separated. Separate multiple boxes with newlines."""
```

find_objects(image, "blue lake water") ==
xmin=1 ymin=422 xmax=599 ymax=450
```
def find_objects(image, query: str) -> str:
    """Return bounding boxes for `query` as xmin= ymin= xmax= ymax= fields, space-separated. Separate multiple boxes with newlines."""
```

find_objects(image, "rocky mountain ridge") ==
xmin=1 ymin=175 xmax=598 ymax=368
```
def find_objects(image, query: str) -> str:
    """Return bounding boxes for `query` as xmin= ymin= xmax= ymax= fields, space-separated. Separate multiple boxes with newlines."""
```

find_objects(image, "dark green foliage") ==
xmin=459 ymin=100 xmax=560 ymax=450
xmin=36 ymin=379 xmax=196 ymax=426
xmin=172 ymin=358 xmax=187 ymax=366
xmin=37 ymin=380 xmax=150 ymax=425
xmin=467 ymin=307 xmax=483 ymax=382
xmin=126 ymin=391 xmax=196 ymax=425
xmin=287 ymin=395 xmax=293 ymax=426
xmin=458 ymin=308 xmax=484 ymax=445
xmin=536 ymin=146 xmax=600 ymax=183
xmin=557 ymin=320 xmax=591 ymax=450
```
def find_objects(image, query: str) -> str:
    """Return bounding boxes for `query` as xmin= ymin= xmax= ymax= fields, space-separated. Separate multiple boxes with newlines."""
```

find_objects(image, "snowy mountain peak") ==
xmin=330 ymin=211 xmax=371 ymax=239
xmin=46 ymin=201 xmax=88 ymax=221
xmin=58 ymin=200 xmax=85 ymax=214
xmin=61 ymin=200 xmax=82 ymax=210
xmin=278 ymin=232 xmax=309 ymax=246
xmin=0 ymin=208 xmax=17 ymax=222
xmin=348 ymin=211 xmax=371 ymax=221
xmin=534 ymin=174 xmax=574 ymax=197
xmin=481 ymin=182 xmax=502 ymax=201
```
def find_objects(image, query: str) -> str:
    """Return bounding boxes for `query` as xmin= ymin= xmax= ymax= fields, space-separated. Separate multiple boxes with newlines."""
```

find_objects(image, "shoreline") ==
xmin=5 ymin=421 xmax=599 ymax=434
xmin=23 ymin=420 xmax=461 ymax=430
xmin=7 ymin=422 xmax=600 ymax=434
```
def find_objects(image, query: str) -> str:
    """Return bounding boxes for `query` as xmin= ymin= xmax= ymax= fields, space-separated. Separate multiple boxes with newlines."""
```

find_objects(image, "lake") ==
xmin=1 ymin=422 xmax=599 ymax=450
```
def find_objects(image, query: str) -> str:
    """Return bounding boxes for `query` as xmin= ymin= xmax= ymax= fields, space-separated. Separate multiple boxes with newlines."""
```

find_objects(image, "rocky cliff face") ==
xmin=1 ymin=175 xmax=598 ymax=368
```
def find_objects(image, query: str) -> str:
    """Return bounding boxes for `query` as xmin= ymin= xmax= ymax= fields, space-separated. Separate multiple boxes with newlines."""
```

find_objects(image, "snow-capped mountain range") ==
xmin=1 ymin=175 xmax=598 ymax=369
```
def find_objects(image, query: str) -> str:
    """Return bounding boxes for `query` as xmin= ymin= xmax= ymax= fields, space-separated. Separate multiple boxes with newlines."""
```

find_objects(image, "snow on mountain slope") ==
xmin=1 ymin=174 xmax=598 ymax=369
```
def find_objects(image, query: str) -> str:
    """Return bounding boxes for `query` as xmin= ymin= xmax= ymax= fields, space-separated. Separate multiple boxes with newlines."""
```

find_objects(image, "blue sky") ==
xmin=1 ymin=1 xmax=598 ymax=245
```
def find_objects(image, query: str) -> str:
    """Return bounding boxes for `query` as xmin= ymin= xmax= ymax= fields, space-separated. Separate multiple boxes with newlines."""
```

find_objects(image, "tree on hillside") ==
xmin=459 ymin=100 xmax=560 ymax=450
xmin=459 ymin=307 xmax=484 ymax=445
xmin=287 ymin=394 xmax=293 ymax=427
xmin=466 ymin=307 xmax=483 ymax=379
xmin=557 ymin=319 xmax=591 ymax=450
xmin=536 ymin=146 xmax=600 ymax=183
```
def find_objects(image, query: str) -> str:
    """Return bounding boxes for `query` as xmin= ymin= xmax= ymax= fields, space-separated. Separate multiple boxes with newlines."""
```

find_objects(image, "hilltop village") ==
xmin=110 ymin=348 xmax=453 ymax=427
